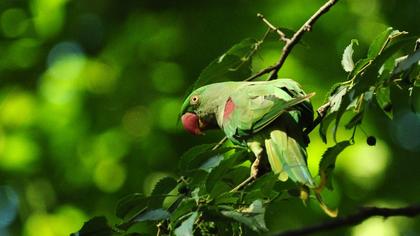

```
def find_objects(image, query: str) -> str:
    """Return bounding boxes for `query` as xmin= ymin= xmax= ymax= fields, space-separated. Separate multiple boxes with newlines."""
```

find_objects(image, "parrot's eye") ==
xmin=190 ymin=95 xmax=199 ymax=105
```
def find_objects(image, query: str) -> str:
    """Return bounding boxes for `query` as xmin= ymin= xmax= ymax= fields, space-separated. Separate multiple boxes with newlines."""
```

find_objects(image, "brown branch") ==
xmin=257 ymin=13 xmax=290 ymax=43
xmin=245 ymin=0 xmax=339 ymax=81
xmin=275 ymin=204 xmax=420 ymax=236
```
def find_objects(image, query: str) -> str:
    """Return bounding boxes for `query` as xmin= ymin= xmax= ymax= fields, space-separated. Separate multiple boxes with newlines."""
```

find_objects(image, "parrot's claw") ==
xmin=230 ymin=154 xmax=261 ymax=192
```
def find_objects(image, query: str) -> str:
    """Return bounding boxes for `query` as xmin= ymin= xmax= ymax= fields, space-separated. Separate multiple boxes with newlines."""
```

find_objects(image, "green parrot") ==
xmin=180 ymin=79 xmax=337 ymax=217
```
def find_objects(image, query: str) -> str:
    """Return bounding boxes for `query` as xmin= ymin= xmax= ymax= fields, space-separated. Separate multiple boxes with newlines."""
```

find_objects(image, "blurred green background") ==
xmin=0 ymin=0 xmax=419 ymax=235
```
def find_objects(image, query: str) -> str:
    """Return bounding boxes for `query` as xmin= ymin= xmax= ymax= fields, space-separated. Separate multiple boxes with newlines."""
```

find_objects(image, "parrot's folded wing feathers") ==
xmin=268 ymin=128 xmax=315 ymax=187
xmin=252 ymin=92 xmax=315 ymax=134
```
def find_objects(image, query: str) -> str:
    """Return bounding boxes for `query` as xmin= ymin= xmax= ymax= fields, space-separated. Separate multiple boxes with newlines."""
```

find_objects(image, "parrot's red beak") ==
xmin=181 ymin=112 xmax=204 ymax=135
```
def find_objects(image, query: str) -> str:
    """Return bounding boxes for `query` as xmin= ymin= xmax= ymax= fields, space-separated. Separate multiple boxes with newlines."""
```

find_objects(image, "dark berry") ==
xmin=178 ymin=183 xmax=189 ymax=194
xmin=367 ymin=136 xmax=376 ymax=146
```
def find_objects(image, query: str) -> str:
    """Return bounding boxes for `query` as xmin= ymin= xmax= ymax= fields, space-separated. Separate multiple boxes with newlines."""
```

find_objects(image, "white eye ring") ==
xmin=191 ymin=95 xmax=199 ymax=105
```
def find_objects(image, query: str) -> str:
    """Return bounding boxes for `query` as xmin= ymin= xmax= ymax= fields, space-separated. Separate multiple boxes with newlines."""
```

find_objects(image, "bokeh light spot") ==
xmin=47 ymin=41 xmax=84 ymax=68
xmin=30 ymin=0 xmax=69 ymax=38
xmin=40 ymin=50 xmax=86 ymax=104
xmin=82 ymin=60 xmax=118 ymax=94
xmin=1 ymin=8 xmax=29 ymax=38
xmin=0 ymin=90 xmax=36 ymax=128
xmin=151 ymin=62 xmax=185 ymax=93
xmin=352 ymin=217 xmax=399 ymax=236
xmin=94 ymin=160 xmax=126 ymax=192
xmin=153 ymin=97 xmax=182 ymax=132
xmin=24 ymin=205 xmax=86 ymax=236
xmin=390 ymin=112 xmax=420 ymax=151
xmin=8 ymin=38 xmax=41 ymax=68
xmin=0 ymin=186 xmax=19 ymax=228
xmin=25 ymin=179 xmax=56 ymax=211
xmin=122 ymin=106 xmax=152 ymax=139
xmin=337 ymin=139 xmax=390 ymax=189
xmin=93 ymin=129 xmax=129 ymax=161
xmin=0 ymin=133 xmax=39 ymax=171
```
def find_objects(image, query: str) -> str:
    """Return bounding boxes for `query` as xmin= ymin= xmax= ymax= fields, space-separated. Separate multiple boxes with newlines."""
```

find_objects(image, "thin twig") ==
xmin=304 ymin=101 xmax=331 ymax=135
xmin=275 ymin=204 xmax=420 ymax=236
xmin=212 ymin=136 xmax=227 ymax=150
xmin=269 ymin=0 xmax=338 ymax=80
xmin=245 ymin=0 xmax=339 ymax=81
xmin=257 ymin=13 xmax=290 ymax=43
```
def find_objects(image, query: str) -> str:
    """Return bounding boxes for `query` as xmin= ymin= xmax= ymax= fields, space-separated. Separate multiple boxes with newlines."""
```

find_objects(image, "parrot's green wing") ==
xmin=221 ymin=79 xmax=314 ymax=142
xmin=264 ymin=116 xmax=316 ymax=187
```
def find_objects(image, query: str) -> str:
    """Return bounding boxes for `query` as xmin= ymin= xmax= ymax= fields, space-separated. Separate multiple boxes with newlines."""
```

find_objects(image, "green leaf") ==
xmin=367 ymin=27 xmax=393 ymax=58
xmin=221 ymin=199 xmax=268 ymax=232
xmin=319 ymin=141 xmax=352 ymax=190
xmin=199 ymin=154 xmax=224 ymax=172
xmin=71 ymin=216 xmax=114 ymax=236
xmin=348 ymin=58 xmax=372 ymax=81
xmin=334 ymin=35 xmax=417 ymax=141
xmin=320 ymin=112 xmax=336 ymax=143
xmin=392 ymin=49 xmax=420 ymax=75
xmin=341 ymin=39 xmax=358 ymax=72
xmin=193 ymin=38 xmax=257 ymax=88
xmin=215 ymin=191 xmax=240 ymax=205
xmin=134 ymin=209 xmax=170 ymax=222
xmin=367 ymin=28 xmax=407 ymax=59
xmin=117 ymin=208 xmax=171 ymax=231
xmin=170 ymin=198 xmax=196 ymax=226
xmin=174 ymin=212 xmax=198 ymax=236
xmin=375 ymin=86 xmax=393 ymax=119
xmin=345 ymin=112 xmax=363 ymax=129
xmin=178 ymin=144 xmax=236 ymax=174
xmin=206 ymin=150 xmax=248 ymax=193
xmin=115 ymin=193 xmax=148 ymax=220
xmin=319 ymin=85 xmax=348 ymax=143
xmin=149 ymin=177 xmax=178 ymax=208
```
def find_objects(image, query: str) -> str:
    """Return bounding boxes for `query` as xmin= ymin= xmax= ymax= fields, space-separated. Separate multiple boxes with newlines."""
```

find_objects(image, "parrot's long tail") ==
xmin=315 ymin=191 xmax=338 ymax=217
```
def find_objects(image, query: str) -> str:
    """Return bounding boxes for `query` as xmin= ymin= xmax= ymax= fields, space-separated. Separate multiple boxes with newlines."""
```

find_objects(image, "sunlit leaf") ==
xmin=319 ymin=85 xmax=348 ymax=143
xmin=341 ymin=39 xmax=358 ymax=72
xmin=221 ymin=199 xmax=268 ymax=232
xmin=174 ymin=212 xmax=198 ymax=236
xmin=319 ymin=141 xmax=352 ymax=190
xmin=367 ymin=27 xmax=394 ymax=58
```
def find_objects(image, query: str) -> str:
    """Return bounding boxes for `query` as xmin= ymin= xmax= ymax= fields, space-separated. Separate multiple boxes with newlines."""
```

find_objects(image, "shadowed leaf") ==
xmin=71 ymin=216 xmax=114 ymax=236
xmin=319 ymin=141 xmax=352 ymax=190
xmin=193 ymin=38 xmax=257 ymax=88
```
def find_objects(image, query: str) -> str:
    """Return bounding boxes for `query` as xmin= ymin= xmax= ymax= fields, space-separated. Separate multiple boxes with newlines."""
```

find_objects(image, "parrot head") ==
xmin=180 ymin=83 xmax=230 ymax=135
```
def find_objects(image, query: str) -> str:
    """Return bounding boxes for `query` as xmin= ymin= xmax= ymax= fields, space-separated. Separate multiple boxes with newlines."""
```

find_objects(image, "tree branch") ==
xmin=245 ymin=0 xmax=339 ymax=81
xmin=275 ymin=204 xmax=420 ymax=236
